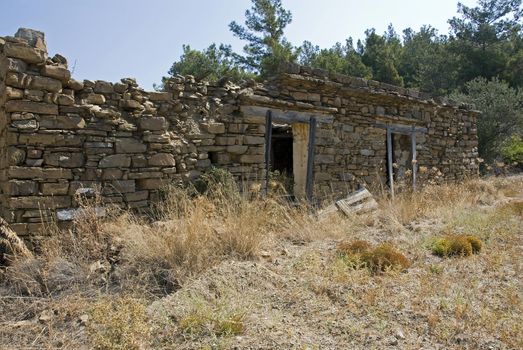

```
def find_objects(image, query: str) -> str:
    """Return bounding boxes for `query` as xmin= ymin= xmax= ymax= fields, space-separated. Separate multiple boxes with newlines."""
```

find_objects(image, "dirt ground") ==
xmin=1 ymin=176 xmax=522 ymax=349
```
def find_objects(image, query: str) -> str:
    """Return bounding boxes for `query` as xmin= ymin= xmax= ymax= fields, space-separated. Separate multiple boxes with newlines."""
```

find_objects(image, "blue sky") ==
xmin=1 ymin=0 xmax=476 ymax=89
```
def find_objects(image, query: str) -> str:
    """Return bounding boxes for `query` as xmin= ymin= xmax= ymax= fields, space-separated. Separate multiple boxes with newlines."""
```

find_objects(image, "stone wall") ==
xmin=0 ymin=28 xmax=479 ymax=239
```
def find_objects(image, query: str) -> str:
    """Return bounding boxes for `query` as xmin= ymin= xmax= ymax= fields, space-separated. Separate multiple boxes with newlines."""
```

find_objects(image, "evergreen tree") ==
xmin=229 ymin=0 xmax=298 ymax=78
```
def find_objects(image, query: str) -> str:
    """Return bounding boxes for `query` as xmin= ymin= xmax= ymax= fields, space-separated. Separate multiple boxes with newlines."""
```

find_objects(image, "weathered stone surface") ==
xmin=10 ymin=196 xmax=71 ymax=209
xmin=8 ymin=166 xmax=73 ymax=179
xmin=99 ymin=154 xmax=131 ymax=168
xmin=44 ymin=152 xmax=85 ymax=168
xmin=226 ymin=145 xmax=248 ymax=154
xmin=202 ymin=122 xmax=226 ymax=134
xmin=148 ymin=153 xmax=176 ymax=167
xmin=11 ymin=119 xmax=38 ymax=131
xmin=41 ymin=65 xmax=71 ymax=83
xmin=139 ymin=117 xmax=167 ymax=131
xmin=4 ymin=180 xmax=38 ymax=196
xmin=120 ymin=99 xmax=142 ymax=110
xmin=4 ymin=57 xmax=28 ymax=72
xmin=243 ymin=136 xmax=265 ymax=145
xmin=39 ymin=115 xmax=85 ymax=129
xmin=148 ymin=92 xmax=171 ymax=101
xmin=115 ymin=138 xmax=147 ymax=153
xmin=239 ymin=155 xmax=264 ymax=163
xmin=137 ymin=178 xmax=169 ymax=190
xmin=29 ymin=75 xmax=62 ymax=92
xmin=94 ymin=80 xmax=113 ymax=94
xmin=125 ymin=190 xmax=149 ymax=202
xmin=41 ymin=182 xmax=70 ymax=195
xmin=5 ymin=87 xmax=24 ymax=99
xmin=5 ymin=100 xmax=58 ymax=114
xmin=4 ymin=42 xmax=47 ymax=64
xmin=85 ymin=93 xmax=106 ymax=105
xmin=67 ymin=79 xmax=84 ymax=90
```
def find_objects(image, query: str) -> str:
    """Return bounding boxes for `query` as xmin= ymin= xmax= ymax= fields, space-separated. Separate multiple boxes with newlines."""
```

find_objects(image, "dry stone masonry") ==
xmin=0 ymin=28 xmax=479 ymax=239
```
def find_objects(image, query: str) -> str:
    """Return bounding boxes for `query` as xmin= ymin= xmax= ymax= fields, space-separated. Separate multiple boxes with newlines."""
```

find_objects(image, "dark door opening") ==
xmin=270 ymin=124 xmax=294 ymax=194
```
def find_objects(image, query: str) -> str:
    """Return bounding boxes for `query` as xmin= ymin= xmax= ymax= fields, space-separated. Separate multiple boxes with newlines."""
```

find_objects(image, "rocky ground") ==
xmin=0 ymin=176 xmax=522 ymax=349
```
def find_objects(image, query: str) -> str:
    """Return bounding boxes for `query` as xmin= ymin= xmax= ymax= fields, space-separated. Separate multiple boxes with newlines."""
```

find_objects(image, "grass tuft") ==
xmin=431 ymin=234 xmax=483 ymax=257
xmin=337 ymin=240 xmax=411 ymax=273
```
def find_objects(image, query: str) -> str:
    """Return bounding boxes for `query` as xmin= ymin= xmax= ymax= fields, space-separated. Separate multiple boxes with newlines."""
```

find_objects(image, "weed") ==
xmin=87 ymin=296 xmax=149 ymax=350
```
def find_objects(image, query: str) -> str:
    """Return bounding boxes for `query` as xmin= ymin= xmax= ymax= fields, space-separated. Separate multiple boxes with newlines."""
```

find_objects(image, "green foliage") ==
xmin=451 ymin=77 xmax=523 ymax=162
xmin=229 ymin=0 xmax=298 ymax=78
xmin=361 ymin=26 xmax=404 ymax=86
xmin=164 ymin=44 xmax=253 ymax=83
xmin=299 ymin=39 xmax=372 ymax=78
xmin=500 ymin=135 xmax=523 ymax=164
xmin=192 ymin=167 xmax=239 ymax=200
xmin=400 ymin=26 xmax=458 ymax=95
xmin=448 ymin=0 xmax=523 ymax=87
xmin=431 ymin=235 xmax=483 ymax=257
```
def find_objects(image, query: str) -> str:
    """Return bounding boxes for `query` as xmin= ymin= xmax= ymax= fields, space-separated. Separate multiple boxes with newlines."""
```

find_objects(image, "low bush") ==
xmin=431 ymin=234 xmax=483 ymax=257
xmin=336 ymin=240 xmax=410 ymax=273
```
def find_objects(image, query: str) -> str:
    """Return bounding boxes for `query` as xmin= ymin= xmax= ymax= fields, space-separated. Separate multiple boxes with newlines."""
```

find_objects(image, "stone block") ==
xmin=115 ymin=138 xmax=147 ymax=153
xmin=120 ymin=99 xmax=142 ymax=110
xmin=4 ymin=42 xmax=47 ymax=64
xmin=238 ymin=154 xmax=264 ymax=163
xmin=3 ymin=180 xmax=38 ymax=196
xmin=8 ymin=166 xmax=73 ymax=179
xmin=29 ymin=75 xmax=62 ymax=92
xmin=139 ymin=117 xmax=167 ymax=131
xmin=5 ymin=87 xmax=24 ymax=99
xmin=10 ymin=196 xmax=71 ymax=209
xmin=226 ymin=145 xmax=248 ymax=154
xmin=99 ymin=154 xmax=131 ymax=168
xmin=40 ymin=65 xmax=71 ymax=83
xmin=202 ymin=122 xmax=226 ymax=134
xmin=94 ymin=80 xmax=113 ymax=94
xmin=5 ymin=100 xmax=58 ymax=114
xmin=102 ymin=169 xmax=124 ymax=180
xmin=148 ymin=153 xmax=176 ymax=166
xmin=137 ymin=178 xmax=169 ymax=190
xmin=44 ymin=152 xmax=85 ymax=168
xmin=41 ymin=182 xmax=70 ymax=195
xmin=39 ymin=115 xmax=86 ymax=129
xmin=104 ymin=180 xmax=135 ymax=194
xmin=85 ymin=93 xmax=106 ymax=105
xmin=148 ymin=92 xmax=171 ymax=101
xmin=125 ymin=191 xmax=149 ymax=202
xmin=243 ymin=136 xmax=264 ymax=145
xmin=5 ymin=57 xmax=27 ymax=72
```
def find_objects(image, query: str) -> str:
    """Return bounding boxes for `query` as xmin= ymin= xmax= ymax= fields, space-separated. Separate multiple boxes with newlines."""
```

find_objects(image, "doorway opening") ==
xmin=268 ymin=122 xmax=310 ymax=199
xmin=385 ymin=126 xmax=419 ymax=196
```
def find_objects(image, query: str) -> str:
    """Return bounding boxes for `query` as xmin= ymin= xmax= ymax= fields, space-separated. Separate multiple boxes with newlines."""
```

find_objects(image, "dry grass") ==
xmin=0 ymin=174 xmax=522 ymax=349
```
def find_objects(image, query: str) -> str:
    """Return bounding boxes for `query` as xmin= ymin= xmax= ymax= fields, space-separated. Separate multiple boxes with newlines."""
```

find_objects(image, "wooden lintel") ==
xmin=240 ymin=105 xmax=334 ymax=124
xmin=376 ymin=122 xmax=427 ymax=134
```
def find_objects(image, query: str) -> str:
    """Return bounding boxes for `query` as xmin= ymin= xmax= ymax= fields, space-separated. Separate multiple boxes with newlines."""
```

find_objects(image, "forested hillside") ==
xmin=163 ymin=0 xmax=523 ymax=165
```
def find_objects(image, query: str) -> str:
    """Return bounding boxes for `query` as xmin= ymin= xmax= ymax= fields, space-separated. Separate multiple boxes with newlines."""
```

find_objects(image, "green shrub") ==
xmin=500 ymin=135 xmax=523 ymax=164
xmin=431 ymin=234 xmax=483 ymax=257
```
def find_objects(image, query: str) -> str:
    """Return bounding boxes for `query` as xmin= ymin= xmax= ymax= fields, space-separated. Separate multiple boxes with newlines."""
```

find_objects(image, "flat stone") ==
xmin=137 ymin=178 xmax=169 ymax=190
xmin=103 ymin=180 xmax=135 ymax=194
xmin=57 ymin=94 xmax=74 ymax=106
xmin=4 ymin=180 xmax=38 ymax=196
xmin=5 ymin=58 xmax=28 ymax=73
xmin=5 ymin=100 xmax=58 ymax=114
xmin=4 ymin=42 xmax=47 ymax=64
xmin=139 ymin=117 xmax=167 ymax=131
xmin=67 ymin=79 xmax=84 ymax=91
xmin=10 ymin=196 xmax=71 ymax=209
xmin=226 ymin=145 xmax=248 ymax=154
xmin=44 ymin=152 xmax=84 ymax=168
xmin=125 ymin=191 xmax=149 ymax=202
xmin=360 ymin=149 xmax=375 ymax=156
xmin=115 ymin=138 xmax=147 ymax=153
xmin=39 ymin=115 xmax=85 ymax=129
xmin=94 ymin=80 xmax=113 ymax=94
xmin=148 ymin=92 xmax=171 ymax=101
xmin=41 ymin=65 xmax=71 ymax=83
xmin=239 ymin=154 xmax=264 ymax=163
xmin=29 ymin=75 xmax=62 ymax=92
xmin=120 ymin=99 xmax=143 ymax=110
xmin=243 ymin=136 xmax=265 ymax=145
xmin=11 ymin=119 xmax=38 ymax=131
xmin=5 ymin=87 xmax=24 ymax=99
xmin=202 ymin=122 xmax=226 ymax=134
xmin=41 ymin=182 xmax=70 ymax=195
xmin=148 ymin=153 xmax=176 ymax=166
xmin=8 ymin=166 xmax=72 ymax=179
xmin=99 ymin=154 xmax=131 ymax=168
xmin=85 ymin=93 xmax=106 ymax=105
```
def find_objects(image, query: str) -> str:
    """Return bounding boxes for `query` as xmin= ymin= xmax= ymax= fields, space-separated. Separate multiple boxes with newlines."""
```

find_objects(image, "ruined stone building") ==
xmin=0 ymin=29 xmax=480 ymax=238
